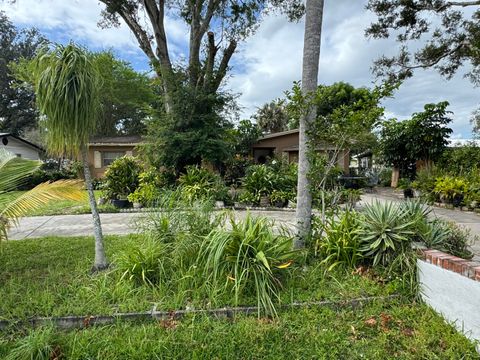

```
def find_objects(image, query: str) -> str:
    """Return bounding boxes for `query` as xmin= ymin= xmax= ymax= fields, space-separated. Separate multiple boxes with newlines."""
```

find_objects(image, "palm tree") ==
xmin=254 ymin=100 xmax=289 ymax=134
xmin=294 ymin=0 xmax=325 ymax=248
xmin=0 ymin=149 xmax=84 ymax=242
xmin=28 ymin=43 xmax=108 ymax=271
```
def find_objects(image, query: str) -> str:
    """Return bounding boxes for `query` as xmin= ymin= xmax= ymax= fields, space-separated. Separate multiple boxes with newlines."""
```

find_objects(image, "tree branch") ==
xmin=212 ymin=39 xmax=237 ymax=91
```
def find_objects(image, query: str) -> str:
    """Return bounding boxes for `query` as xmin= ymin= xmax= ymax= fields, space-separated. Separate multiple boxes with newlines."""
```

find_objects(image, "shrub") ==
xmin=200 ymin=214 xmax=298 ymax=316
xmin=127 ymin=168 xmax=174 ymax=206
xmin=421 ymin=220 xmax=474 ymax=259
xmin=178 ymin=165 xmax=228 ymax=201
xmin=359 ymin=201 xmax=415 ymax=266
xmin=313 ymin=209 xmax=363 ymax=270
xmin=241 ymin=164 xmax=277 ymax=204
xmin=433 ymin=176 xmax=468 ymax=204
xmin=103 ymin=156 xmax=142 ymax=200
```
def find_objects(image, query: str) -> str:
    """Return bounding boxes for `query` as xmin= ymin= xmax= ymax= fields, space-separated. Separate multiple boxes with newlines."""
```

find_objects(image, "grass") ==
xmin=0 ymin=190 xmax=119 ymax=216
xmin=0 ymin=235 xmax=478 ymax=359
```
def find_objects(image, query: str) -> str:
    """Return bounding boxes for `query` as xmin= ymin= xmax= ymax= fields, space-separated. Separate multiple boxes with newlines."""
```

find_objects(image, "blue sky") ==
xmin=2 ymin=0 xmax=479 ymax=139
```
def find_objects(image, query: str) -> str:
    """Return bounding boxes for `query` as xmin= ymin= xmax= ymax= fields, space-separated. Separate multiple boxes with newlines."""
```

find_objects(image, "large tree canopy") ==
xmin=0 ymin=11 xmax=45 ymax=136
xmin=99 ymin=0 xmax=303 ymax=113
xmin=366 ymin=0 xmax=480 ymax=84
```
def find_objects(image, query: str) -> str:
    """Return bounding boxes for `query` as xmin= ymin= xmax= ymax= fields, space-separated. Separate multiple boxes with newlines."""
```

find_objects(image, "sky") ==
xmin=1 ymin=0 xmax=479 ymax=139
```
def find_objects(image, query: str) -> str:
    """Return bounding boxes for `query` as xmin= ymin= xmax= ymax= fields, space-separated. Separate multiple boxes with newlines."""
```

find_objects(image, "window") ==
xmin=102 ymin=151 xmax=125 ymax=167
xmin=16 ymin=154 xmax=22 ymax=158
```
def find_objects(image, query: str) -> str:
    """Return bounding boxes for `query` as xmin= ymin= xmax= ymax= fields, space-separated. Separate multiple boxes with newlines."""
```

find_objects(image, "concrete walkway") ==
xmin=7 ymin=210 xmax=297 ymax=240
xmin=8 ymin=195 xmax=480 ymax=260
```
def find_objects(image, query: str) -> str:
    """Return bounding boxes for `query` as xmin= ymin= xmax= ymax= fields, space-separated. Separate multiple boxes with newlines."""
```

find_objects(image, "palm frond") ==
xmin=0 ymin=149 xmax=41 ymax=193
xmin=0 ymin=180 xmax=86 ymax=241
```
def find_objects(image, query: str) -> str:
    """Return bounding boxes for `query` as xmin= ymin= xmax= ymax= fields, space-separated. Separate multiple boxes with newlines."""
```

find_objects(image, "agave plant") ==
xmin=359 ymin=201 xmax=415 ymax=266
xmin=200 ymin=214 xmax=298 ymax=316
xmin=0 ymin=149 xmax=84 ymax=242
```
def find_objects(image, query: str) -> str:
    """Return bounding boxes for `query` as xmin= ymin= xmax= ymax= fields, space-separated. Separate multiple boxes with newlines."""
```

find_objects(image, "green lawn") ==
xmin=0 ymin=190 xmax=119 ymax=216
xmin=0 ymin=235 xmax=478 ymax=359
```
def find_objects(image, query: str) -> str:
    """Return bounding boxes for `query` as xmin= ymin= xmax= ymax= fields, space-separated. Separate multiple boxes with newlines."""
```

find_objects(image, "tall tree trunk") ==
xmin=294 ymin=0 xmax=325 ymax=248
xmin=81 ymin=146 xmax=108 ymax=271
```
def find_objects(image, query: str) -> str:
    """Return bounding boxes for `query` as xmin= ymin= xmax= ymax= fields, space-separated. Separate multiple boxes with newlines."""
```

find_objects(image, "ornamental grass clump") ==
xmin=199 ymin=214 xmax=298 ymax=316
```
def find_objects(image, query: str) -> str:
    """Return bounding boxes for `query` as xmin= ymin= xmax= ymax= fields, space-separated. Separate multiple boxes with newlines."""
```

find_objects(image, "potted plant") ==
xmin=270 ymin=190 xmax=290 ymax=208
xmin=434 ymin=176 xmax=468 ymax=207
xmin=397 ymin=178 xmax=413 ymax=198
xmin=103 ymin=156 xmax=142 ymax=208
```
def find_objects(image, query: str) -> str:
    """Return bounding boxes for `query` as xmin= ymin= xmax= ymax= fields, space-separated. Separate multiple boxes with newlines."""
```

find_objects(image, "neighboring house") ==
xmin=251 ymin=129 xmax=350 ymax=173
xmin=0 ymin=132 xmax=43 ymax=160
xmin=88 ymin=135 xmax=142 ymax=178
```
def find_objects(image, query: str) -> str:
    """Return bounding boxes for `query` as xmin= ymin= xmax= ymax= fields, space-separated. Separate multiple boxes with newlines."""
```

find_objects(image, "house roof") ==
xmin=88 ymin=135 xmax=143 ymax=146
xmin=258 ymin=129 xmax=299 ymax=140
xmin=0 ymin=133 xmax=44 ymax=151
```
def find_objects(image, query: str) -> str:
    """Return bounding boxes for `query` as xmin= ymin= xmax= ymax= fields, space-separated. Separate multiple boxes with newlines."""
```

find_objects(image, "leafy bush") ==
xmin=359 ymin=201 xmax=414 ymax=266
xmin=103 ymin=156 xmax=142 ymax=200
xmin=200 ymin=214 xmax=298 ymax=316
xmin=178 ymin=165 xmax=228 ymax=201
xmin=434 ymin=176 xmax=468 ymax=204
xmin=115 ymin=239 xmax=164 ymax=285
xmin=421 ymin=220 xmax=474 ymax=259
xmin=313 ymin=210 xmax=362 ymax=270
xmin=127 ymin=168 xmax=174 ymax=206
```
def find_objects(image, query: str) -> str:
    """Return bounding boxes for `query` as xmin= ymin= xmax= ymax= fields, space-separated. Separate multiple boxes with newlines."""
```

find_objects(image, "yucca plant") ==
xmin=359 ymin=201 xmax=415 ymax=266
xmin=0 ymin=149 xmax=84 ymax=242
xmin=200 ymin=214 xmax=298 ymax=316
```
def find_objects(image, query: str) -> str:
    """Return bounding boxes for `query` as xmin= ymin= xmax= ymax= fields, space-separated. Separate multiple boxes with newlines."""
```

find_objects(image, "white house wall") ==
xmin=1 ymin=137 xmax=40 ymax=160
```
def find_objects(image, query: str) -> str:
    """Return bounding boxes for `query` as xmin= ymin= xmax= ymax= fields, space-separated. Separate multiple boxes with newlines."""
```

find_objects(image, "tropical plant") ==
xmin=253 ymin=100 xmax=289 ymax=133
xmin=178 ymin=165 xmax=227 ymax=201
xmin=103 ymin=156 xmax=142 ymax=200
xmin=200 ymin=214 xmax=298 ymax=316
xmin=0 ymin=149 xmax=84 ymax=242
xmin=313 ymin=210 xmax=363 ymax=270
xmin=241 ymin=164 xmax=277 ymax=204
xmin=434 ymin=176 xmax=468 ymax=204
xmin=25 ymin=43 xmax=108 ymax=271
xmin=359 ymin=201 xmax=415 ymax=266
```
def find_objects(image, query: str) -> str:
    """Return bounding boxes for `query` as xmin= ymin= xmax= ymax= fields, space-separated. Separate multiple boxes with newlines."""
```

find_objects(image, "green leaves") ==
xmin=30 ymin=43 xmax=101 ymax=157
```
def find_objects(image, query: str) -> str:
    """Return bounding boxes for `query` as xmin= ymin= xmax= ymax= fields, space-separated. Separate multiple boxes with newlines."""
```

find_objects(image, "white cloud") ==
xmin=2 ymin=0 xmax=479 ymax=137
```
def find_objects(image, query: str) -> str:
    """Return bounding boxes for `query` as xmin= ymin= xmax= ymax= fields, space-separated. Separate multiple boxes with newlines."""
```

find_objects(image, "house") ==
xmin=251 ymin=129 xmax=350 ymax=173
xmin=0 ymin=133 xmax=43 ymax=160
xmin=88 ymin=135 xmax=142 ymax=178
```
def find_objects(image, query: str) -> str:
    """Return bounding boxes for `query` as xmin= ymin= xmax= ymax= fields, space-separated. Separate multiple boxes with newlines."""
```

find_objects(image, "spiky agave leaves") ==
xmin=31 ymin=43 xmax=101 ymax=158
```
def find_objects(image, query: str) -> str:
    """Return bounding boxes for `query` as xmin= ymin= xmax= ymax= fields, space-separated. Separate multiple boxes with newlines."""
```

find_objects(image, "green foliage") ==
xmin=200 ymin=214 xmax=298 ymax=316
xmin=103 ymin=156 xmax=142 ymax=200
xmin=379 ymin=102 xmax=452 ymax=177
xmin=115 ymin=239 xmax=164 ymax=285
xmin=437 ymin=142 xmax=480 ymax=175
xmin=359 ymin=201 xmax=414 ymax=266
xmin=93 ymin=51 xmax=155 ymax=136
xmin=223 ymin=154 xmax=255 ymax=187
xmin=422 ymin=220 xmax=474 ymax=260
xmin=127 ymin=168 xmax=174 ymax=206
xmin=313 ymin=210 xmax=363 ymax=270
xmin=230 ymin=119 xmax=262 ymax=157
xmin=433 ymin=176 xmax=468 ymax=204
xmin=0 ymin=12 xmax=45 ymax=136
xmin=240 ymin=160 xmax=297 ymax=206
xmin=27 ymin=43 xmax=101 ymax=157
xmin=178 ymin=165 xmax=227 ymax=201
xmin=5 ymin=326 xmax=58 ymax=360
xmin=253 ymin=99 xmax=289 ymax=133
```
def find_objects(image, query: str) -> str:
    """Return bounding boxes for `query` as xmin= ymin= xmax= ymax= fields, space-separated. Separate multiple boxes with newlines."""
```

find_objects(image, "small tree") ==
xmin=379 ymin=102 xmax=453 ymax=181
xmin=28 ymin=43 xmax=109 ymax=271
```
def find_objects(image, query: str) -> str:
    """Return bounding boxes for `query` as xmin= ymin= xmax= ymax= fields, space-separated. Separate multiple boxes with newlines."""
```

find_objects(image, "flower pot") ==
xmin=274 ymin=200 xmax=285 ymax=208
xmin=403 ymin=188 xmax=414 ymax=199
xmin=111 ymin=199 xmax=130 ymax=209
xmin=259 ymin=195 xmax=270 ymax=207
xmin=452 ymin=195 xmax=464 ymax=208
xmin=133 ymin=202 xmax=143 ymax=209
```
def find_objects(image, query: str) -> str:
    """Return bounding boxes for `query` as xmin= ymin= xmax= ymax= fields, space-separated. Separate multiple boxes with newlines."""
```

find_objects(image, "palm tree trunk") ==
xmin=294 ymin=0 xmax=325 ymax=248
xmin=81 ymin=146 xmax=108 ymax=271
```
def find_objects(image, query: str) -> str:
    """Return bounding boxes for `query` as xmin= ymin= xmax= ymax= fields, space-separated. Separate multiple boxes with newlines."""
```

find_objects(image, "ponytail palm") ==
xmin=29 ymin=43 xmax=108 ymax=271
xmin=0 ymin=149 xmax=84 ymax=242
